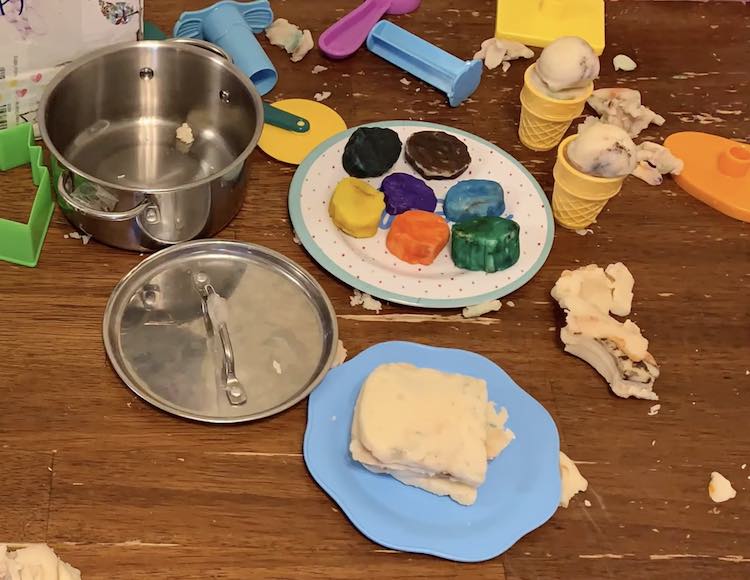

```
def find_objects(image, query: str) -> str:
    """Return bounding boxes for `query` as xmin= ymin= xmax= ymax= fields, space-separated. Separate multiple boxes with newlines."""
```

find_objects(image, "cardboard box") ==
xmin=0 ymin=0 xmax=144 ymax=133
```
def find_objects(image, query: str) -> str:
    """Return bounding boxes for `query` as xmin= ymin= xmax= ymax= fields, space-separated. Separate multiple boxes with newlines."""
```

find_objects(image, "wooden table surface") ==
xmin=1 ymin=1 xmax=749 ymax=578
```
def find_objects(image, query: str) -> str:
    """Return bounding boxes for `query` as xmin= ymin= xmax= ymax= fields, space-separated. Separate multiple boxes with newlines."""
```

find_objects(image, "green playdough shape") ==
xmin=0 ymin=124 xmax=54 ymax=267
xmin=451 ymin=216 xmax=521 ymax=273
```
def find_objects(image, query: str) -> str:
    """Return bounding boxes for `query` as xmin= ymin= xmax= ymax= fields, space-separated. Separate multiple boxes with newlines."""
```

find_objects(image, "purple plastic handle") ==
xmin=319 ymin=0 xmax=392 ymax=60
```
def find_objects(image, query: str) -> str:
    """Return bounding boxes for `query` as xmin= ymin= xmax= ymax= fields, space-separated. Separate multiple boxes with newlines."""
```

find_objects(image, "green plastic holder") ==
xmin=0 ymin=124 xmax=54 ymax=267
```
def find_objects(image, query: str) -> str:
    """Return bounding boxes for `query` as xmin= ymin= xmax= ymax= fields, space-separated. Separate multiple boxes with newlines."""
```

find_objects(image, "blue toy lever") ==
xmin=174 ymin=0 xmax=277 ymax=95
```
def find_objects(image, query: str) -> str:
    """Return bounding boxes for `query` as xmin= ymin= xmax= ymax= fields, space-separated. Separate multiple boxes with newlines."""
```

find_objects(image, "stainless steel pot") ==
xmin=38 ymin=41 xmax=263 ymax=252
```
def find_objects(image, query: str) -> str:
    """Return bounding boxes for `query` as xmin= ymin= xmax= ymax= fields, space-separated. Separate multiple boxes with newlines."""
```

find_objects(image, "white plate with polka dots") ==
xmin=288 ymin=121 xmax=554 ymax=309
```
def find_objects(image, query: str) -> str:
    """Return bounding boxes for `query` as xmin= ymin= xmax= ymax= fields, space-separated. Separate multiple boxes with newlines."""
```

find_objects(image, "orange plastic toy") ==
xmin=664 ymin=132 xmax=750 ymax=223
xmin=386 ymin=210 xmax=450 ymax=266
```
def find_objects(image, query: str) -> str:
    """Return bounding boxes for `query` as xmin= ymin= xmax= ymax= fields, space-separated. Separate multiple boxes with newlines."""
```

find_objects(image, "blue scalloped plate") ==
xmin=303 ymin=341 xmax=560 ymax=562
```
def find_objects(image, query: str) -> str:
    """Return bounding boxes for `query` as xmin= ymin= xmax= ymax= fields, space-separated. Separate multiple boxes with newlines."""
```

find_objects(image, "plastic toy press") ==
xmin=664 ymin=131 xmax=750 ymax=223
xmin=366 ymin=21 xmax=482 ymax=107
xmin=174 ymin=0 xmax=277 ymax=95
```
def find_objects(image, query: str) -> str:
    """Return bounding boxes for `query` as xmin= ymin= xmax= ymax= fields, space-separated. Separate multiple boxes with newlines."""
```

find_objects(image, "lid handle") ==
xmin=194 ymin=272 xmax=248 ymax=406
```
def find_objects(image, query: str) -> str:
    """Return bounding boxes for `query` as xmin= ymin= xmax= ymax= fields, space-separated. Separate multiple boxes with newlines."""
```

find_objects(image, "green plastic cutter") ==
xmin=0 ymin=124 xmax=54 ymax=267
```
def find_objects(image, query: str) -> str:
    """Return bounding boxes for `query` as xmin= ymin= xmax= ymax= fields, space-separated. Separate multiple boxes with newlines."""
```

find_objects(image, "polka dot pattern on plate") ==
xmin=290 ymin=122 xmax=554 ymax=308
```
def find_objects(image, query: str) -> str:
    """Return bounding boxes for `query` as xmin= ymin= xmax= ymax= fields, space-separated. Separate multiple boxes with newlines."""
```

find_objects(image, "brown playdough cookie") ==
xmin=405 ymin=131 xmax=471 ymax=179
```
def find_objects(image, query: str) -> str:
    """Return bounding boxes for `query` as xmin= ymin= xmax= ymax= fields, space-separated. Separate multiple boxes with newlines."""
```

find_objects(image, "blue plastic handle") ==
xmin=366 ymin=21 xmax=482 ymax=107
xmin=174 ymin=0 xmax=277 ymax=96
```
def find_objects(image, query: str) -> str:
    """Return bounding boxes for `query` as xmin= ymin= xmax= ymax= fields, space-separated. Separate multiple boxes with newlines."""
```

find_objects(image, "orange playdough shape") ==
xmin=386 ymin=210 xmax=450 ymax=266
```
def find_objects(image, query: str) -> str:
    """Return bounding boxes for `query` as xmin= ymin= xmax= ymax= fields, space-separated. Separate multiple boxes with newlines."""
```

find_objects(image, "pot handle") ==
xmin=57 ymin=173 xmax=151 ymax=222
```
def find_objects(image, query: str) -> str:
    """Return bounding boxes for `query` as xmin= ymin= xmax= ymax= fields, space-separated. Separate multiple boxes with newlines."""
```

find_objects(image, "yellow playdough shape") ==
xmin=258 ymin=99 xmax=347 ymax=165
xmin=329 ymin=177 xmax=385 ymax=238
xmin=496 ymin=0 xmax=605 ymax=56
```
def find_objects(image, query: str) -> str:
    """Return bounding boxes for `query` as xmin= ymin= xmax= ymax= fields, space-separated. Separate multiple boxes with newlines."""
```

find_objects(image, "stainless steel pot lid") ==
xmin=103 ymin=240 xmax=338 ymax=423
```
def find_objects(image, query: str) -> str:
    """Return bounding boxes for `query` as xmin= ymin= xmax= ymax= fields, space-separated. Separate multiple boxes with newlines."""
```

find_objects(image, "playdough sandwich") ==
xmin=350 ymin=363 xmax=514 ymax=505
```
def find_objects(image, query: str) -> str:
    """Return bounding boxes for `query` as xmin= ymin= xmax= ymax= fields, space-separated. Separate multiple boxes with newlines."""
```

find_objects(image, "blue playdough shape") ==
xmin=380 ymin=173 xmax=437 ymax=215
xmin=444 ymin=179 xmax=505 ymax=223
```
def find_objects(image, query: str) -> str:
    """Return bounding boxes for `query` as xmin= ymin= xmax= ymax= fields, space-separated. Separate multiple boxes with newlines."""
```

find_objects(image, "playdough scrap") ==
xmin=380 ymin=173 xmax=437 ymax=215
xmin=386 ymin=209 xmax=450 ymax=266
xmin=349 ymin=363 xmax=514 ymax=506
xmin=444 ymin=179 xmax=505 ymax=223
xmin=451 ymin=216 xmax=520 ymax=273
xmin=329 ymin=177 xmax=385 ymax=238
xmin=343 ymin=127 xmax=402 ymax=178
xmin=405 ymin=131 xmax=471 ymax=180
xmin=551 ymin=263 xmax=660 ymax=400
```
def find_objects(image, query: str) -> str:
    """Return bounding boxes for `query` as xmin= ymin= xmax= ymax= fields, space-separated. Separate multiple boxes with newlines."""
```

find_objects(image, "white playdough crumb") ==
xmin=648 ymin=404 xmax=661 ymax=416
xmin=265 ymin=18 xmax=314 ymax=62
xmin=273 ymin=360 xmax=282 ymax=374
xmin=652 ymin=440 xmax=656 ymax=446
xmin=631 ymin=142 xmax=684 ymax=186
xmin=506 ymin=301 xmax=515 ymax=308
xmin=292 ymin=230 xmax=301 ymax=245
xmin=587 ymin=88 xmax=665 ymax=138
xmin=613 ymin=54 xmax=638 ymax=72
xmin=176 ymin=122 xmax=194 ymax=145
xmin=332 ymin=339 xmax=348 ymax=368
xmin=709 ymin=471 xmax=737 ymax=503
xmin=584 ymin=499 xmax=592 ymax=507
xmin=462 ymin=299 xmax=502 ymax=318
xmin=0 ymin=544 xmax=82 ymax=579
xmin=314 ymin=91 xmax=332 ymax=102
xmin=473 ymin=37 xmax=534 ymax=71
xmin=560 ymin=451 xmax=588 ymax=508
xmin=575 ymin=228 xmax=594 ymax=236
xmin=400 ymin=77 xmax=411 ymax=86
xmin=311 ymin=65 xmax=328 ymax=74
xmin=65 ymin=231 xmax=91 ymax=245
xmin=741 ymin=464 xmax=746 ymax=470
xmin=350 ymin=290 xmax=382 ymax=313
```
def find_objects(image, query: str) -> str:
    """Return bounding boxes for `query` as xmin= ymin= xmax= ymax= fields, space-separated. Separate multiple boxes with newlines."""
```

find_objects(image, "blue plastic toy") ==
xmin=366 ymin=21 xmax=483 ymax=107
xmin=174 ymin=0 xmax=277 ymax=95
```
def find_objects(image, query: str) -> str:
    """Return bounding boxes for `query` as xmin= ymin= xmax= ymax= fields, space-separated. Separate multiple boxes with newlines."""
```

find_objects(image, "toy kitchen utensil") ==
xmin=496 ymin=0 xmax=605 ymax=56
xmin=664 ymin=132 xmax=750 ymax=223
xmin=38 ymin=42 xmax=264 ymax=252
xmin=173 ymin=0 xmax=277 ymax=95
xmin=259 ymin=99 xmax=347 ymax=164
xmin=0 ymin=124 xmax=54 ymax=267
xmin=103 ymin=240 xmax=339 ymax=423
xmin=319 ymin=0 xmax=421 ymax=60
xmin=366 ymin=21 xmax=483 ymax=107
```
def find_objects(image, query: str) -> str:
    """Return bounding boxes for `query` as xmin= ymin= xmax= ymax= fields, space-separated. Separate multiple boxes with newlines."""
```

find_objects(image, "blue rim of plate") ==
xmin=288 ymin=120 xmax=555 ymax=309
xmin=303 ymin=341 xmax=561 ymax=562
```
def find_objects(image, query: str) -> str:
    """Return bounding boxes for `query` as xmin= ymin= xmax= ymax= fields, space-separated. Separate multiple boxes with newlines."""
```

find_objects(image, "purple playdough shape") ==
xmin=380 ymin=172 xmax=437 ymax=215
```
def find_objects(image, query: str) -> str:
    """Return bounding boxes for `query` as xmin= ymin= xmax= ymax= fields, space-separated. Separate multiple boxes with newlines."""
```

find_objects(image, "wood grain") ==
xmin=1 ymin=1 xmax=749 ymax=578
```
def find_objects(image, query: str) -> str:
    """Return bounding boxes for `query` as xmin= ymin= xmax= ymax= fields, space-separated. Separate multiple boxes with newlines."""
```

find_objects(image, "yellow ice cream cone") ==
xmin=518 ymin=64 xmax=593 ymax=152
xmin=552 ymin=136 xmax=626 ymax=229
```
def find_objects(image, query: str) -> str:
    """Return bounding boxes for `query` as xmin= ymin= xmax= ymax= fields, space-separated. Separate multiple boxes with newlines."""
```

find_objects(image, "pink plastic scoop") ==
xmin=319 ymin=0 xmax=421 ymax=60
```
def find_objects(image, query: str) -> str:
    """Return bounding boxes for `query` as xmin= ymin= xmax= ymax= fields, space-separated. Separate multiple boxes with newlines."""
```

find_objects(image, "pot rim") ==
xmin=38 ymin=40 xmax=264 ymax=195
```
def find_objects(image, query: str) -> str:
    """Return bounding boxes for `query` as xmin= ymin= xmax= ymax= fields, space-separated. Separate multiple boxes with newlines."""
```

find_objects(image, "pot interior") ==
xmin=42 ymin=42 xmax=260 ymax=191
